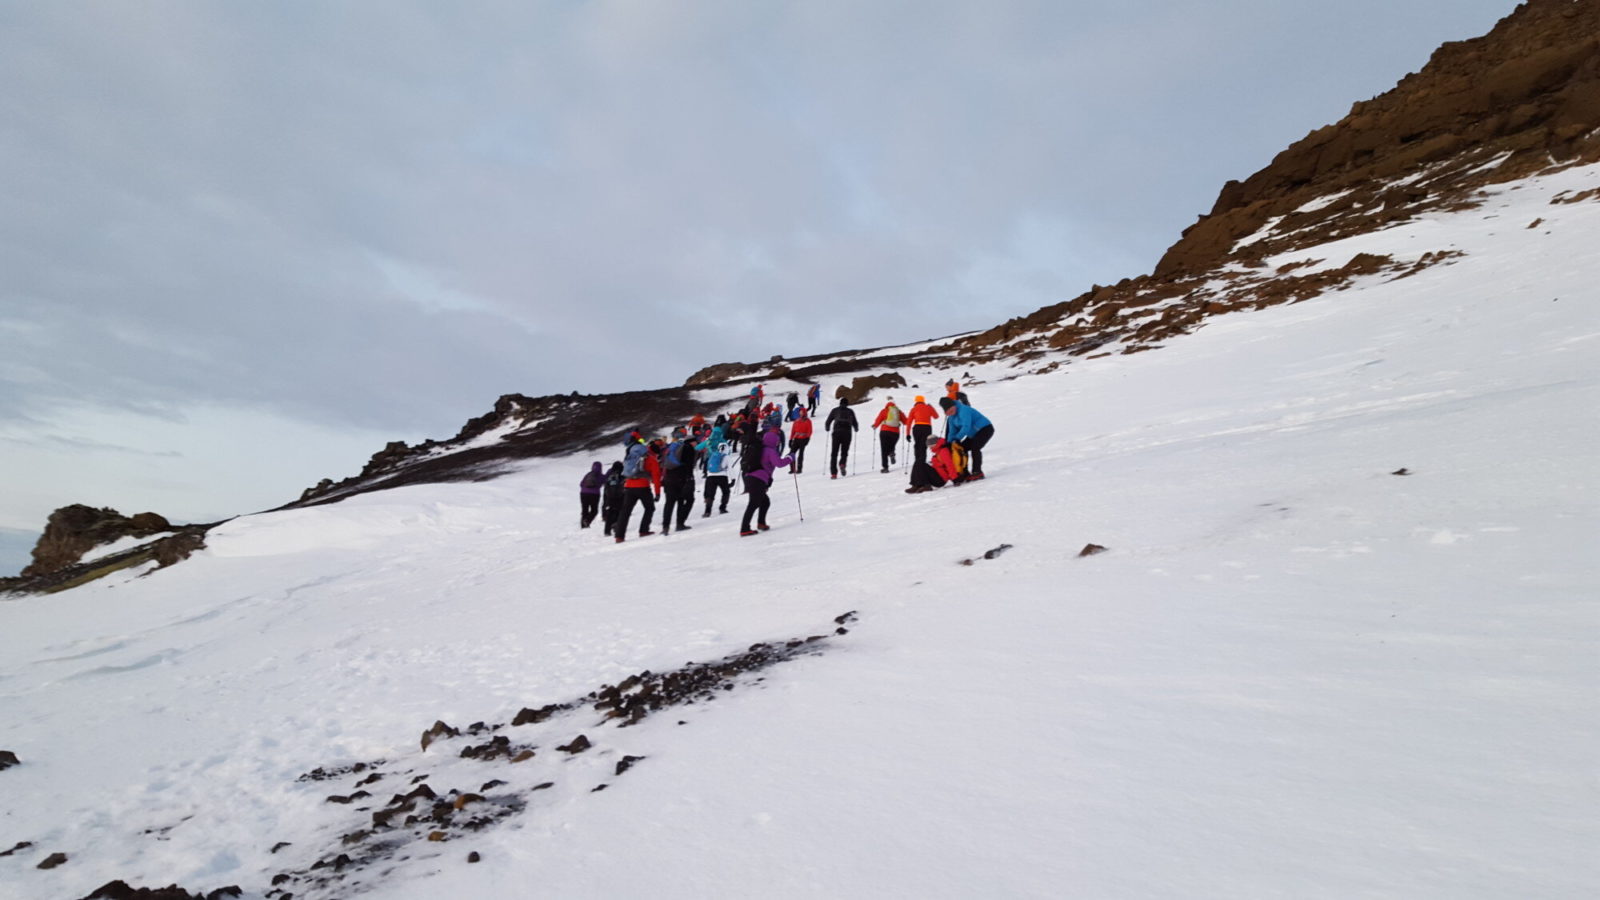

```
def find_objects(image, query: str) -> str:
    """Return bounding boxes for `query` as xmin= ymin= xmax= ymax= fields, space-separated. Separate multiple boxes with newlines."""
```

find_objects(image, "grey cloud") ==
xmin=1 ymin=0 xmax=1517 ymax=443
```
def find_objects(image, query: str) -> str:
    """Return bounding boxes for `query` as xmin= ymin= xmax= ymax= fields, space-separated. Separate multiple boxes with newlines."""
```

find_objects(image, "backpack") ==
xmin=740 ymin=437 xmax=764 ymax=474
xmin=621 ymin=444 xmax=646 ymax=479
xmin=663 ymin=440 xmax=685 ymax=470
xmin=949 ymin=442 xmax=969 ymax=477
xmin=707 ymin=441 xmax=730 ymax=474
xmin=604 ymin=470 xmax=625 ymax=493
xmin=883 ymin=404 xmax=903 ymax=427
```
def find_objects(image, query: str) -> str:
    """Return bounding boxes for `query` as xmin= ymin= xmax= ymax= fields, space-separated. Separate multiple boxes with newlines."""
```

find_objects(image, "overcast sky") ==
xmin=1 ymin=0 xmax=1516 ymax=568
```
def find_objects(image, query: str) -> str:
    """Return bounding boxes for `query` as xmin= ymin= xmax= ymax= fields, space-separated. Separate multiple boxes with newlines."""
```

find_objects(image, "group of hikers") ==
xmin=578 ymin=378 xmax=994 ymax=540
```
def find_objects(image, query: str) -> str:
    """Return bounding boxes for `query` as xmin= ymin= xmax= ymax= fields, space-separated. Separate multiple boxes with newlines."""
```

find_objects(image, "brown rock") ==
xmin=1078 ymin=544 xmax=1109 ymax=557
xmin=37 ymin=851 xmax=68 ymax=869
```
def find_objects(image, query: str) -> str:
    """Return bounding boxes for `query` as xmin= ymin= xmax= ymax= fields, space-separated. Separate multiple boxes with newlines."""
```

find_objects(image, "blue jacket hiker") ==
xmin=698 ymin=438 xmax=734 ymax=517
xmin=937 ymin=397 xmax=995 ymax=480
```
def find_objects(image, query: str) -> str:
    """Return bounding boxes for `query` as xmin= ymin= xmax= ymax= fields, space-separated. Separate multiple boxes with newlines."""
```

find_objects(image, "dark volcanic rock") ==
xmin=0 ymin=750 xmax=19 ymax=770
xmin=20 ymin=504 xmax=174 ymax=578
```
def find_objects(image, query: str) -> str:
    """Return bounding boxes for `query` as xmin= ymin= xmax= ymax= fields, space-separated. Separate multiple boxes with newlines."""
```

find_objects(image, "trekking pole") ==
xmin=852 ymin=432 xmax=858 ymax=476
xmin=792 ymin=470 xmax=804 ymax=521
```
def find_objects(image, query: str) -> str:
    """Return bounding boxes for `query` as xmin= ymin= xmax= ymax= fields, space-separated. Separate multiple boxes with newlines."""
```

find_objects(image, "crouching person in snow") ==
xmin=614 ymin=431 xmax=662 ymax=543
xmin=739 ymin=428 xmax=793 ymax=536
xmin=579 ymin=461 xmax=605 ymax=527
xmin=906 ymin=438 xmax=959 ymax=493
xmin=938 ymin=397 xmax=994 ymax=480
xmin=601 ymin=461 xmax=625 ymax=536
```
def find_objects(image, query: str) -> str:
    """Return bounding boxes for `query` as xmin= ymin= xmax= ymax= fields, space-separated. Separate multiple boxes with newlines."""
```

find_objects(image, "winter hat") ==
xmin=627 ymin=429 xmax=643 ymax=443
xmin=938 ymin=397 xmax=955 ymax=409
xmin=672 ymin=426 xmax=686 ymax=439
xmin=914 ymin=395 xmax=925 ymax=403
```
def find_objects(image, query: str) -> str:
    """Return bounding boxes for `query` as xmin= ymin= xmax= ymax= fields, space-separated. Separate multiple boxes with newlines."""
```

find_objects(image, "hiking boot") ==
xmin=740 ymin=529 xmax=758 ymax=537
xmin=702 ymin=510 xmax=711 ymax=518
xmin=831 ymin=473 xmax=837 ymax=480
xmin=719 ymin=507 xmax=729 ymax=514
xmin=967 ymin=472 xmax=985 ymax=481
xmin=881 ymin=467 xmax=888 ymax=474
xmin=677 ymin=524 xmax=692 ymax=531
xmin=757 ymin=523 xmax=770 ymax=531
xmin=639 ymin=530 xmax=655 ymax=537
xmin=615 ymin=536 xmax=625 ymax=544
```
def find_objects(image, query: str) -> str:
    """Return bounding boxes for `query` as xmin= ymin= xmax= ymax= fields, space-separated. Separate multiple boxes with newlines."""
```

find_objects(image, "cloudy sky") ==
xmin=1 ymin=0 xmax=1515 ymax=568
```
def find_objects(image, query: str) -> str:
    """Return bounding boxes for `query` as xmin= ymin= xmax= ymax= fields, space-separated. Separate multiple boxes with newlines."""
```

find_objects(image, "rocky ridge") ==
xmin=9 ymin=1 xmax=1597 ymax=594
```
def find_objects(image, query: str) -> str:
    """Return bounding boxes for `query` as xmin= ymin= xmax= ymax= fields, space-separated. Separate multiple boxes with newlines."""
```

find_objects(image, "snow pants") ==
xmin=830 ymin=433 xmax=853 ymax=477
xmin=909 ymin=460 xmax=947 ymax=490
xmin=662 ymin=476 xmax=694 ymax=531
xmin=703 ymin=474 xmax=731 ymax=514
xmin=579 ymin=492 xmax=600 ymax=528
xmin=740 ymin=475 xmax=771 ymax=532
xmin=878 ymin=430 xmax=899 ymax=470
xmin=911 ymin=424 xmax=932 ymax=465
xmin=616 ymin=486 xmax=656 ymax=537
xmin=789 ymin=437 xmax=810 ymax=473
xmin=963 ymin=425 xmax=994 ymax=476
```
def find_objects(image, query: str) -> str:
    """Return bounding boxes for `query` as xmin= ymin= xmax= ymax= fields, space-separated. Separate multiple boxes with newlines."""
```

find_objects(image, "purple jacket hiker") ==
xmin=740 ymin=430 xmax=793 ymax=534
xmin=580 ymin=462 xmax=605 ymax=494
xmin=578 ymin=461 xmax=604 ymax=529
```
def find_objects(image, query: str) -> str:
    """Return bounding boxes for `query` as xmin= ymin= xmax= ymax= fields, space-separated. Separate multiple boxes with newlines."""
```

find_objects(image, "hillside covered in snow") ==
xmin=3 ymin=3 xmax=1598 ymax=898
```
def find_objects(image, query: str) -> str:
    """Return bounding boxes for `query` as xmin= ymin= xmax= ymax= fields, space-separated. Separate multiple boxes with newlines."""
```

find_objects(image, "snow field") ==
xmin=1 ymin=164 xmax=1597 ymax=898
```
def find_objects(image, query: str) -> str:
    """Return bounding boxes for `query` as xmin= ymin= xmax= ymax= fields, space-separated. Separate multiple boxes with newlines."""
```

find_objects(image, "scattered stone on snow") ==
xmin=77 ymin=882 xmax=241 ymax=900
xmin=420 ymin=720 xmax=459 ymax=751
xmin=37 ymin=851 xmax=68 ymax=869
xmin=1391 ymin=467 xmax=1412 ymax=476
xmin=1078 ymin=543 xmax=1109 ymax=557
xmin=615 ymin=756 xmax=645 ymax=776
xmin=0 ymin=750 xmax=19 ymax=770
xmin=467 ymin=851 xmax=481 ymax=863
xmin=556 ymin=735 xmax=592 ymax=754
xmin=0 ymin=840 xmax=33 ymax=857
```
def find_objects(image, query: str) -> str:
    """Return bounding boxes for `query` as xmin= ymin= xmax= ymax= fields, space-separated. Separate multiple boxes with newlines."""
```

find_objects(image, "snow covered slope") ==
xmin=2 ymin=164 xmax=1597 ymax=898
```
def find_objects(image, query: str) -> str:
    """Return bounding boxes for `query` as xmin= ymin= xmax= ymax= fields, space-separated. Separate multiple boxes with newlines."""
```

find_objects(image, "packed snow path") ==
xmin=3 ymin=165 xmax=1597 ymax=898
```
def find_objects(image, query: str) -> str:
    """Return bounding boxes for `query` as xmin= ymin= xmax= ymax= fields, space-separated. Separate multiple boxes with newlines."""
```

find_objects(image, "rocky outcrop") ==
xmin=1156 ymin=0 xmax=1600 ymax=278
xmin=19 ymin=505 xmax=174 ymax=578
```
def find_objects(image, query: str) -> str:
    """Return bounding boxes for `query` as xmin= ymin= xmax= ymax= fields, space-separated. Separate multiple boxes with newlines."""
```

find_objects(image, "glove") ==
xmin=654 ymin=491 xmax=661 ymax=500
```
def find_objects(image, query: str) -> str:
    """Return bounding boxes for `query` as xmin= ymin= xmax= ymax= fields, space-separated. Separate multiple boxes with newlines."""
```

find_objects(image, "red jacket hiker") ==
xmin=625 ymin=447 xmax=663 ymax=495
xmin=872 ymin=402 xmax=907 ymax=433
xmin=790 ymin=414 xmax=813 ymax=440
xmin=906 ymin=398 xmax=940 ymax=427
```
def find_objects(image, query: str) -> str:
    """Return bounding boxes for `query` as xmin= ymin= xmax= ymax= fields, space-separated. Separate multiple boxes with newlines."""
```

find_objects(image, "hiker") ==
xmin=700 ymin=437 xmax=734 ymax=516
xmin=806 ymin=382 xmax=821 ymax=415
xmin=600 ymin=461 xmax=625 ymax=535
xmin=661 ymin=427 xmax=698 ymax=534
xmin=825 ymin=397 xmax=859 ymax=479
xmin=747 ymin=383 xmax=764 ymax=414
xmin=579 ymin=461 xmax=605 ymax=528
xmin=907 ymin=438 xmax=960 ymax=493
xmin=871 ymin=397 xmax=906 ymax=473
xmin=788 ymin=407 xmax=813 ymax=474
xmin=786 ymin=391 xmax=800 ymax=417
xmin=614 ymin=431 xmax=662 ymax=542
xmin=945 ymin=378 xmax=969 ymax=405
xmin=939 ymin=397 xmax=994 ymax=480
xmin=906 ymin=395 xmax=940 ymax=466
xmin=739 ymin=427 xmax=794 ymax=536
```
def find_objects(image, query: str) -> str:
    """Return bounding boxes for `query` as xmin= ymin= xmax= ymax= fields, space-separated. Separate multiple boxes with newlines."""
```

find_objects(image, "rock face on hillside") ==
xmin=936 ymin=0 xmax=1600 ymax=368
xmin=19 ymin=505 xmax=173 ymax=578
xmin=1156 ymin=0 xmax=1600 ymax=279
